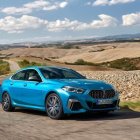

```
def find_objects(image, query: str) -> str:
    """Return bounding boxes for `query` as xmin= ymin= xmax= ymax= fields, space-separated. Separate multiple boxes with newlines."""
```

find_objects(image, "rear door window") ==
xmin=11 ymin=70 xmax=26 ymax=80
xmin=25 ymin=69 xmax=42 ymax=81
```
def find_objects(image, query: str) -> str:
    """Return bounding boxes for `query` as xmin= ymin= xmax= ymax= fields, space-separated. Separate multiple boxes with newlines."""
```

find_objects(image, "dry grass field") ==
xmin=1 ymin=42 xmax=140 ymax=64
xmin=0 ymin=41 xmax=140 ymax=101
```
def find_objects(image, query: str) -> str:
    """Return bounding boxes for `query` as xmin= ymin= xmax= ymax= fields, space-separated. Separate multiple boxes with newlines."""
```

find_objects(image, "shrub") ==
xmin=101 ymin=58 xmax=138 ymax=71
xmin=18 ymin=60 xmax=43 ymax=68
xmin=74 ymin=59 xmax=85 ymax=65
xmin=65 ymin=57 xmax=140 ymax=71
xmin=0 ymin=60 xmax=10 ymax=75
xmin=74 ymin=59 xmax=97 ymax=66
xmin=58 ymin=44 xmax=80 ymax=49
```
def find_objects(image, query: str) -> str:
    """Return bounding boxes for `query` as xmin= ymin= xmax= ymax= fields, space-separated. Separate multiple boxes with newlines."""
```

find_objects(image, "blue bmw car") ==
xmin=0 ymin=66 xmax=120 ymax=119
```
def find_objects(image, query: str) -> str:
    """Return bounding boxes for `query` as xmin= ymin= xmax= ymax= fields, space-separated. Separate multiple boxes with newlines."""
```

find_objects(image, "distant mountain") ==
xmin=0 ymin=33 xmax=140 ymax=50
xmin=63 ymin=33 xmax=140 ymax=44
xmin=0 ymin=44 xmax=28 ymax=50
xmin=99 ymin=33 xmax=140 ymax=41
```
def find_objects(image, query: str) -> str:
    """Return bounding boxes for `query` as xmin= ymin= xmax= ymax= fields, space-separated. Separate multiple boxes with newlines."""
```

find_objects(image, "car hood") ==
xmin=53 ymin=79 xmax=113 ymax=90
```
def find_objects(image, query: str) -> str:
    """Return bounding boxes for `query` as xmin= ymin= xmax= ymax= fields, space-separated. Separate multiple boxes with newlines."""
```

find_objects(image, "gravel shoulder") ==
xmin=80 ymin=70 xmax=140 ymax=101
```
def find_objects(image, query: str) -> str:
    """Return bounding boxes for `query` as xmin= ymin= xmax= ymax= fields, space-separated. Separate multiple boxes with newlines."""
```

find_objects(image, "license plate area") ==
xmin=97 ymin=99 xmax=113 ymax=105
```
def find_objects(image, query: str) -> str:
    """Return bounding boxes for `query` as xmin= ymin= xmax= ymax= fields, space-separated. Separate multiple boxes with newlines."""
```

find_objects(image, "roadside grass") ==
xmin=65 ymin=59 xmax=98 ymax=66
xmin=66 ymin=57 xmax=140 ymax=71
xmin=120 ymin=101 xmax=140 ymax=112
xmin=0 ymin=60 xmax=10 ymax=75
xmin=57 ymin=44 xmax=80 ymax=49
xmin=101 ymin=57 xmax=139 ymax=71
xmin=18 ymin=59 xmax=44 ymax=68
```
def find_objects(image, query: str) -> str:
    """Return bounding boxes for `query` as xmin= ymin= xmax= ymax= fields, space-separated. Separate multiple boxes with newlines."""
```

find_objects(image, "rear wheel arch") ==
xmin=2 ymin=91 xmax=15 ymax=111
xmin=2 ymin=91 xmax=14 ymax=106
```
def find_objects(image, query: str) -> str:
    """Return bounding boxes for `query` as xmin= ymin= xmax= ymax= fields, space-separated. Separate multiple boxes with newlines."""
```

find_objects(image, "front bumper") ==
xmin=60 ymin=89 xmax=120 ymax=114
xmin=66 ymin=98 xmax=120 ymax=113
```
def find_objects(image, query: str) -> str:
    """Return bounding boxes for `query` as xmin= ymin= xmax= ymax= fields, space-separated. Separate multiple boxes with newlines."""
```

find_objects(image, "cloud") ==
xmin=93 ymin=0 xmax=110 ymax=6
xmin=90 ymin=14 xmax=117 ymax=28
xmin=59 ymin=2 xmax=68 ymax=8
xmin=0 ymin=14 xmax=117 ymax=33
xmin=0 ymin=15 xmax=48 ymax=33
xmin=47 ymin=18 xmax=82 ymax=31
xmin=89 ymin=0 xmax=136 ymax=6
xmin=47 ymin=14 xmax=117 ymax=31
xmin=122 ymin=13 xmax=140 ymax=26
xmin=1 ymin=0 xmax=68 ymax=15
xmin=43 ymin=1 xmax=68 ymax=11
xmin=24 ymin=0 xmax=50 ymax=9
xmin=1 ymin=7 xmax=32 ymax=15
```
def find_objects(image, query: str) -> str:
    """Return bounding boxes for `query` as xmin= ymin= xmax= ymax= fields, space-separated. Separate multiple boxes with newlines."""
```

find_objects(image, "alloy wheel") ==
xmin=2 ymin=93 xmax=10 ymax=110
xmin=46 ymin=94 xmax=63 ymax=119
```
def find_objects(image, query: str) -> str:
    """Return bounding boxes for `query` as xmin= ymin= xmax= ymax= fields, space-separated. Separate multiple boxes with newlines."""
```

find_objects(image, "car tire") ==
xmin=2 ymin=92 xmax=15 ymax=112
xmin=46 ymin=93 xmax=64 ymax=120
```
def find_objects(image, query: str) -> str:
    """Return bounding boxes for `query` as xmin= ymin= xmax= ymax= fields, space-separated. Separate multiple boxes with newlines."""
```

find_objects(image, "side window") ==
xmin=26 ymin=69 xmax=42 ymax=81
xmin=62 ymin=70 xmax=77 ymax=79
xmin=11 ymin=71 xmax=26 ymax=80
xmin=40 ymin=69 xmax=62 ymax=79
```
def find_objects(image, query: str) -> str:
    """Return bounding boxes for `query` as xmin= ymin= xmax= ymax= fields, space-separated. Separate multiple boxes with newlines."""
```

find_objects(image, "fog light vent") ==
xmin=68 ymin=99 xmax=82 ymax=111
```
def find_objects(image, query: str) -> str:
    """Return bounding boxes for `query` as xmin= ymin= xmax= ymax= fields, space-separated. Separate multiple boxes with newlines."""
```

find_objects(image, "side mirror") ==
xmin=28 ymin=76 xmax=41 ymax=82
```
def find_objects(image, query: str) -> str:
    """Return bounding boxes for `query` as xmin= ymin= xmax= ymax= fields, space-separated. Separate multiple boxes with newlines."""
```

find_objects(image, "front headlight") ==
xmin=62 ymin=86 xmax=85 ymax=94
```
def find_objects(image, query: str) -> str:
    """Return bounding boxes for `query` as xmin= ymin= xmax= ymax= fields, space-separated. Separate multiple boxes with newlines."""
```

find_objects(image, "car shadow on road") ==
xmin=14 ymin=108 xmax=140 ymax=121
xmin=65 ymin=110 xmax=140 ymax=121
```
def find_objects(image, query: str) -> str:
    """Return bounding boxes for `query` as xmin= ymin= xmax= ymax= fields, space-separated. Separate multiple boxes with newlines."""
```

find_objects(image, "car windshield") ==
xmin=39 ymin=67 xmax=86 ymax=79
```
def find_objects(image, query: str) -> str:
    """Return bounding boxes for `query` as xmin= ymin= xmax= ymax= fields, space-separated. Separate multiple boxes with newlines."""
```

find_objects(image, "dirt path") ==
xmin=4 ymin=59 xmax=20 ymax=72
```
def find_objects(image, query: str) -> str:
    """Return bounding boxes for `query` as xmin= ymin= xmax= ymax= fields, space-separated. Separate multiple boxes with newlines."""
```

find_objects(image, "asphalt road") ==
xmin=0 ymin=105 xmax=140 ymax=140
xmin=0 ymin=70 xmax=140 ymax=140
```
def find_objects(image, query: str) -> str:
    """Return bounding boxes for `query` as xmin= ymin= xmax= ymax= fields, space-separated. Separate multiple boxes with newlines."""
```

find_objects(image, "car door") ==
xmin=21 ymin=69 xmax=45 ymax=107
xmin=9 ymin=70 xmax=27 ymax=104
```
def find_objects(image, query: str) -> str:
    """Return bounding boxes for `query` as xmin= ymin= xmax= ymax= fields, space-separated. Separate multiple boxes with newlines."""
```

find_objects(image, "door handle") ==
xmin=24 ymin=83 xmax=27 ymax=87
xmin=10 ymin=83 xmax=13 ymax=85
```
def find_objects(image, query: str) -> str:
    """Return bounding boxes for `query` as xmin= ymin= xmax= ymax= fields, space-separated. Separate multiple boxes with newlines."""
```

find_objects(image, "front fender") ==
xmin=42 ymin=87 xmax=70 ymax=113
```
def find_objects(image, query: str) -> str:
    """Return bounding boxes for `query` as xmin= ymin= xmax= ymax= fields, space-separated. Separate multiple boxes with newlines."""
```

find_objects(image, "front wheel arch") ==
xmin=45 ymin=91 xmax=56 ymax=106
xmin=44 ymin=91 xmax=62 ymax=106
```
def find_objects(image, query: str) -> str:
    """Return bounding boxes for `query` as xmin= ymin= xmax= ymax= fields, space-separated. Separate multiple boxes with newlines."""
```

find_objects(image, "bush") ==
xmin=120 ymin=101 xmax=140 ymax=111
xmin=65 ymin=57 xmax=140 ymax=71
xmin=74 ymin=59 xmax=85 ymax=65
xmin=58 ymin=44 xmax=80 ymax=49
xmin=74 ymin=59 xmax=97 ymax=66
xmin=18 ymin=60 xmax=43 ymax=68
xmin=0 ymin=60 xmax=10 ymax=75
xmin=101 ymin=58 xmax=138 ymax=71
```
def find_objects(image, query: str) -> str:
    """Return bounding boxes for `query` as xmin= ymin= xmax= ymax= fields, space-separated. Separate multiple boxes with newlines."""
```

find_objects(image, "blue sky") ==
xmin=0 ymin=0 xmax=140 ymax=44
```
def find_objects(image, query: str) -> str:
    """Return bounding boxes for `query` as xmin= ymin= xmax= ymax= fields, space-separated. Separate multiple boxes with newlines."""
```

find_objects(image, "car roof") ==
xmin=19 ymin=66 xmax=71 ymax=71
